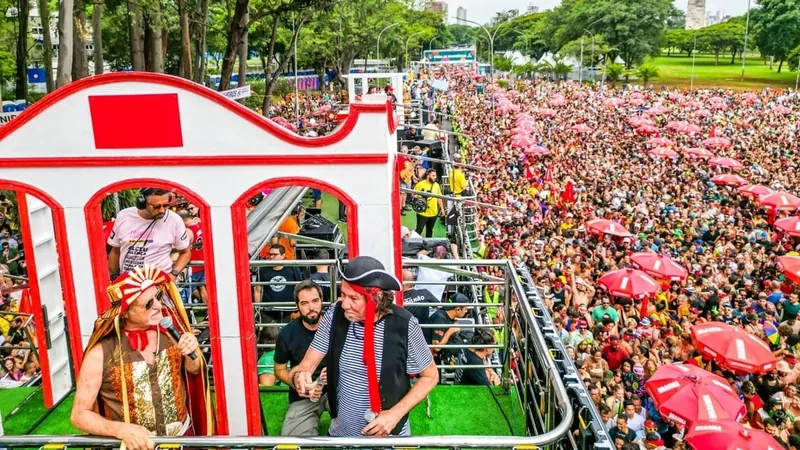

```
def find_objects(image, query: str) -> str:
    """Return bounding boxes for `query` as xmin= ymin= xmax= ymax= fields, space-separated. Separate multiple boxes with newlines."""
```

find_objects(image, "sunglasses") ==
xmin=141 ymin=292 xmax=163 ymax=311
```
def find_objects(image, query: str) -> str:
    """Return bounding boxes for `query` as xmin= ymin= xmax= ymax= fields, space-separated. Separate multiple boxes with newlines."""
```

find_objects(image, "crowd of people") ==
xmin=436 ymin=65 xmax=800 ymax=449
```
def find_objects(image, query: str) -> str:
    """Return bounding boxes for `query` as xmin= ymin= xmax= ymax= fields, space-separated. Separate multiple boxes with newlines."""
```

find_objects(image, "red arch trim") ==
xmin=230 ymin=177 xmax=360 ymax=435
xmin=0 ymin=180 xmax=82 ymax=406
xmin=83 ymin=178 xmax=229 ymax=435
xmin=0 ymin=72 xmax=397 ymax=148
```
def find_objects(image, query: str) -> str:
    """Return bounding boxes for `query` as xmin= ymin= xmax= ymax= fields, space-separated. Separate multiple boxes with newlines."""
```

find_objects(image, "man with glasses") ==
xmin=72 ymin=265 xmax=213 ymax=450
xmin=254 ymin=244 xmax=303 ymax=322
xmin=108 ymin=188 xmax=191 ymax=281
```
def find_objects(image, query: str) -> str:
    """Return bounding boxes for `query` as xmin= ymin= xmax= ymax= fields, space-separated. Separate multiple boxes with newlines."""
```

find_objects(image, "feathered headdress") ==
xmin=84 ymin=264 xmax=214 ymax=435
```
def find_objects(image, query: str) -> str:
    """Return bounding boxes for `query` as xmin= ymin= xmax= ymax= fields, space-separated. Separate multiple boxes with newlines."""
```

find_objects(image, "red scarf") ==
xmin=348 ymin=283 xmax=383 ymax=415
xmin=123 ymin=326 xmax=162 ymax=351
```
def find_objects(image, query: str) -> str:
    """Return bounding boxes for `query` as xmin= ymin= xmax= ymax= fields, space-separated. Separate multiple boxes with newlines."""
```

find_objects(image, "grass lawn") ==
xmin=649 ymin=54 xmax=798 ymax=90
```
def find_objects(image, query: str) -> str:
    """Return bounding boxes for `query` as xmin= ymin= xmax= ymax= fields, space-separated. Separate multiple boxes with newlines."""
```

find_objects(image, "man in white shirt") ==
xmin=415 ymin=244 xmax=452 ymax=301
xmin=623 ymin=400 xmax=646 ymax=440
xmin=108 ymin=188 xmax=191 ymax=281
xmin=421 ymin=120 xmax=441 ymax=141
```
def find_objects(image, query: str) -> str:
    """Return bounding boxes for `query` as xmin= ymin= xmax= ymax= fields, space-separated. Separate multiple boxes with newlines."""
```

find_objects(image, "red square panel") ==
xmin=89 ymin=94 xmax=183 ymax=149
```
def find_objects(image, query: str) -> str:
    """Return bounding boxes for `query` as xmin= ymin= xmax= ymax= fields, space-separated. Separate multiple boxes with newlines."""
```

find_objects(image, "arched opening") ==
xmin=0 ymin=180 xmax=81 ymax=423
xmin=83 ymin=178 xmax=229 ymax=434
xmin=231 ymin=177 xmax=359 ymax=435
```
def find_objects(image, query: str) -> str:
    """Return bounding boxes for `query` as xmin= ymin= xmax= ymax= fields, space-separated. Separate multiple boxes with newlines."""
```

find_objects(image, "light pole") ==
xmin=741 ymin=0 xmax=751 ymax=81
xmin=453 ymin=17 xmax=493 ymax=85
xmin=585 ymin=29 xmax=596 ymax=82
xmin=377 ymin=22 xmax=401 ymax=63
xmin=292 ymin=16 xmax=307 ymax=125
xmin=405 ymin=31 xmax=423 ymax=70
xmin=690 ymin=31 xmax=697 ymax=90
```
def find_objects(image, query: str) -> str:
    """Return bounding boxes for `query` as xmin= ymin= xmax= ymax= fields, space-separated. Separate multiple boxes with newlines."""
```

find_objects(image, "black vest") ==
xmin=328 ymin=303 xmax=412 ymax=435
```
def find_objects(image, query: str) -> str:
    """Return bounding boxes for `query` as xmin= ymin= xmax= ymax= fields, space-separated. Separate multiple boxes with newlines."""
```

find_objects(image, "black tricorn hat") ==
xmin=337 ymin=256 xmax=402 ymax=291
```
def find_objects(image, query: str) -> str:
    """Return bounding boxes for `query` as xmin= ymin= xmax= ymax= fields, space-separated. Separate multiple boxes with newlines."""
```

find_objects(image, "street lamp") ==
xmin=292 ymin=16 xmax=308 ymax=124
xmin=690 ymin=31 xmax=697 ymax=90
xmin=405 ymin=31 xmax=423 ymax=70
xmin=741 ymin=0 xmax=751 ymax=81
xmin=377 ymin=22 xmax=401 ymax=62
xmin=580 ymin=18 xmax=603 ymax=84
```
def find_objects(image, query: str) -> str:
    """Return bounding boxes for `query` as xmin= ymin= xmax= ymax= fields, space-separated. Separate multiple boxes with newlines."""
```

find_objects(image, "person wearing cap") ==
xmin=289 ymin=256 xmax=437 ymax=437
xmin=448 ymin=153 xmax=467 ymax=197
xmin=400 ymin=225 xmax=421 ymax=240
xmin=71 ymin=265 xmax=213 ymax=450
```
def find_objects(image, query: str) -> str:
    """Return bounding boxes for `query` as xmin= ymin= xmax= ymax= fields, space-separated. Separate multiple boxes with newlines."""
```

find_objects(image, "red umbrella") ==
xmin=272 ymin=116 xmax=288 ymax=125
xmin=679 ymin=123 xmax=703 ymax=135
xmin=757 ymin=191 xmax=800 ymax=211
xmin=629 ymin=97 xmax=646 ymax=106
xmin=645 ymin=364 xmax=745 ymax=428
xmin=536 ymin=107 xmax=556 ymax=118
xmin=684 ymin=100 xmax=703 ymax=109
xmin=570 ymin=123 xmax=593 ymax=134
xmin=695 ymin=109 xmax=712 ymax=118
xmin=703 ymin=137 xmax=732 ymax=148
xmin=648 ymin=105 xmax=668 ymax=114
xmin=709 ymin=157 xmax=743 ymax=169
xmin=711 ymin=174 xmax=748 ymax=187
xmin=691 ymin=321 xmax=777 ymax=374
xmin=585 ymin=218 xmax=633 ymax=237
xmin=685 ymin=420 xmax=784 ymax=450
xmin=598 ymin=268 xmax=659 ymax=300
xmin=774 ymin=105 xmax=792 ymax=115
xmin=631 ymin=252 xmax=688 ymax=281
xmin=646 ymin=137 xmax=674 ymax=146
xmin=548 ymin=95 xmax=566 ymax=107
xmin=603 ymin=98 xmax=622 ymax=108
xmin=667 ymin=120 xmax=687 ymax=131
xmin=649 ymin=147 xmax=679 ymax=158
xmin=636 ymin=124 xmax=659 ymax=135
xmin=775 ymin=216 xmax=800 ymax=237
xmin=737 ymin=184 xmax=774 ymax=198
xmin=511 ymin=135 xmax=537 ymax=149
xmin=778 ymin=256 xmax=800 ymax=284
xmin=525 ymin=145 xmax=550 ymax=156
xmin=741 ymin=92 xmax=759 ymax=102
xmin=684 ymin=147 xmax=715 ymax=159
xmin=712 ymin=102 xmax=728 ymax=110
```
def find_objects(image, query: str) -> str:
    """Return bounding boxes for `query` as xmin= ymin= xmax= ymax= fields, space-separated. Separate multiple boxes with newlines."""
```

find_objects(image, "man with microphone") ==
xmin=71 ymin=265 xmax=214 ymax=450
xmin=290 ymin=256 xmax=438 ymax=437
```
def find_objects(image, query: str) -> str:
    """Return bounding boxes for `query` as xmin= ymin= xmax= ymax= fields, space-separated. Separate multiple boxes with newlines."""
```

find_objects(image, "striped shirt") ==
xmin=310 ymin=307 xmax=434 ymax=436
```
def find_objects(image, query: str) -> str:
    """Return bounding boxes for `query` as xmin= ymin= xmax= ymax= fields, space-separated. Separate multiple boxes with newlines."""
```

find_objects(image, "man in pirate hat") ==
xmin=290 ymin=256 xmax=438 ymax=437
xmin=71 ymin=265 xmax=214 ymax=450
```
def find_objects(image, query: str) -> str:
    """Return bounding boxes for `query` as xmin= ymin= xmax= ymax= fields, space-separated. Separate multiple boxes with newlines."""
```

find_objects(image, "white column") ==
xmin=63 ymin=205 xmax=100 ymax=348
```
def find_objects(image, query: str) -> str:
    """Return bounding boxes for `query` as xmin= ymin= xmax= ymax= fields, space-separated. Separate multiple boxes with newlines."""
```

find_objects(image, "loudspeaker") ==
xmin=402 ymin=238 xmax=451 ymax=257
xmin=417 ymin=139 xmax=443 ymax=179
xmin=300 ymin=214 xmax=340 ymax=242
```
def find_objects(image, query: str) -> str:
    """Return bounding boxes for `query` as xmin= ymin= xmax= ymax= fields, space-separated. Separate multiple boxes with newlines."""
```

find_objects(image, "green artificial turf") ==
xmin=650 ymin=54 xmax=798 ymax=90
xmin=260 ymin=384 xmax=522 ymax=436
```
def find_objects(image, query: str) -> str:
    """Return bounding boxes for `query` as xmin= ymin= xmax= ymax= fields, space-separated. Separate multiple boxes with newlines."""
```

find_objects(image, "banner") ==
xmin=423 ymin=48 xmax=476 ymax=63
xmin=0 ymin=111 xmax=20 ymax=126
xmin=220 ymin=85 xmax=252 ymax=100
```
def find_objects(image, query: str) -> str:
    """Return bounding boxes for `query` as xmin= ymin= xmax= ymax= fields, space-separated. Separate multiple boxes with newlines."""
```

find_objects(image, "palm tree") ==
xmin=636 ymin=63 xmax=660 ymax=87
xmin=603 ymin=62 xmax=624 ymax=87
xmin=543 ymin=57 xmax=573 ymax=83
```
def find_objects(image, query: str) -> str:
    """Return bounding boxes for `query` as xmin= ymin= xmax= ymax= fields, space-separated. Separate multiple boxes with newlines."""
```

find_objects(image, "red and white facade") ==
xmin=0 ymin=72 xmax=404 ymax=436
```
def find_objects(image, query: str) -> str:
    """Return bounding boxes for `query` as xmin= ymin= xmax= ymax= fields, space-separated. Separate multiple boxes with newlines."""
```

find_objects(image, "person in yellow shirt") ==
xmin=449 ymin=153 xmax=468 ymax=196
xmin=413 ymin=169 xmax=445 ymax=237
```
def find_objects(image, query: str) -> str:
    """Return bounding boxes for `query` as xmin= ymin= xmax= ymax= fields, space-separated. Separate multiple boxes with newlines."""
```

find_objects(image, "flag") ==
xmin=561 ymin=179 xmax=576 ymax=204
xmin=764 ymin=322 xmax=780 ymax=346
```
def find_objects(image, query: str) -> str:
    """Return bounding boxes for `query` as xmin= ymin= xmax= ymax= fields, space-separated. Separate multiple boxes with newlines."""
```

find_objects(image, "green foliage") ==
xmin=497 ymin=79 xmax=508 ymax=89
xmin=603 ymin=62 xmax=625 ymax=84
xmin=635 ymin=62 xmax=660 ymax=85
xmin=101 ymin=189 xmax=139 ymax=221
xmin=490 ymin=12 xmax=549 ymax=59
xmin=447 ymin=25 xmax=477 ymax=46
xmin=695 ymin=21 xmax=745 ymax=65
xmin=493 ymin=55 xmax=513 ymax=72
xmin=559 ymin=34 xmax=610 ymax=66
xmin=541 ymin=57 xmax=573 ymax=82
xmin=753 ymin=0 xmax=800 ymax=72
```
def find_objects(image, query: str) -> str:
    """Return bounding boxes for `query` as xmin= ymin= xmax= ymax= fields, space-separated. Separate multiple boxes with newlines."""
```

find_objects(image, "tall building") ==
xmin=425 ymin=1 xmax=448 ymax=19
xmin=686 ymin=0 xmax=706 ymax=30
xmin=527 ymin=3 xmax=540 ymax=13
xmin=456 ymin=6 xmax=467 ymax=24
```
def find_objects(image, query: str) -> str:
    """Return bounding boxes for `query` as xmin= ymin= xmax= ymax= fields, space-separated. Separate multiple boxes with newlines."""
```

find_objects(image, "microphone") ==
xmin=160 ymin=317 xmax=197 ymax=360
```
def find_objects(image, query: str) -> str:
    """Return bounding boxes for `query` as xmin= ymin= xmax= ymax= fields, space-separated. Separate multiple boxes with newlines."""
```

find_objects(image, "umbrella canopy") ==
xmin=684 ymin=147 xmax=715 ymax=159
xmin=684 ymin=100 xmax=703 ymax=109
xmin=648 ymin=105 xmax=668 ymax=114
xmin=778 ymin=256 xmax=800 ymax=284
xmin=685 ymin=420 xmax=784 ymax=450
xmin=757 ymin=191 xmax=800 ymax=211
xmin=631 ymin=253 xmax=688 ymax=281
xmin=679 ymin=123 xmax=703 ymax=135
xmin=548 ymin=95 xmax=566 ymax=107
xmin=666 ymin=120 xmax=688 ymax=131
xmin=709 ymin=157 xmax=743 ymax=169
xmin=597 ymin=268 xmax=659 ymax=300
xmin=585 ymin=218 xmax=633 ymax=237
xmin=691 ymin=321 xmax=777 ymax=374
xmin=536 ymin=107 xmax=556 ymax=118
xmin=649 ymin=147 xmax=679 ymax=158
xmin=774 ymin=105 xmax=792 ymax=115
xmin=525 ymin=145 xmax=550 ymax=156
xmin=603 ymin=98 xmax=622 ymax=108
xmin=636 ymin=125 xmax=659 ymax=135
xmin=646 ymin=137 xmax=674 ymax=147
xmin=741 ymin=92 xmax=760 ymax=102
xmin=645 ymin=364 xmax=745 ymax=428
xmin=511 ymin=135 xmax=538 ymax=149
xmin=737 ymin=184 xmax=774 ymax=198
xmin=710 ymin=174 xmax=748 ymax=187
xmin=570 ymin=123 xmax=593 ymax=134
xmin=703 ymin=137 xmax=732 ymax=148
xmin=695 ymin=109 xmax=712 ymax=118
xmin=775 ymin=216 xmax=800 ymax=237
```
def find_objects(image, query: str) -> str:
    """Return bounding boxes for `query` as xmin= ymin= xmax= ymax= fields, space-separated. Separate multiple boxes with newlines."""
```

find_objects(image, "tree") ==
xmin=559 ymin=34 xmax=609 ymax=66
xmin=177 ymin=0 xmax=191 ymax=78
xmin=127 ymin=0 xmax=145 ymax=71
xmin=39 ymin=0 xmax=54 ymax=90
xmin=15 ymin=0 xmax=28 ymax=100
xmin=697 ymin=21 xmax=744 ymax=65
xmin=493 ymin=55 xmax=512 ymax=72
xmin=92 ymin=0 xmax=103 ymax=75
xmin=603 ymin=62 xmax=624 ymax=86
xmin=447 ymin=24 xmax=476 ymax=45
xmin=72 ymin=0 xmax=89 ymax=80
xmin=56 ymin=0 xmax=73 ymax=87
xmin=542 ymin=57 xmax=572 ymax=82
xmin=661 ymin=29 xmax=688 ymax=56
xmin=635 ymin=62 xmax=659 ymax=86
xmin=753 ymin=0 xmax=800 ymax=73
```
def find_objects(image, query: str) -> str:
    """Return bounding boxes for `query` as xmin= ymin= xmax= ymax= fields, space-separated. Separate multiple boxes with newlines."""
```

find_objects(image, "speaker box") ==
xmin=402 ymin=238 xmax=451 ymax=257
xmin=299 ymin=214 xmax=340 ymax=242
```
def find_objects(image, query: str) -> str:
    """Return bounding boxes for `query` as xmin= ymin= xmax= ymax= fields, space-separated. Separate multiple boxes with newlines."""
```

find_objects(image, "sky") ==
xmin=448 ymin=0 xmax=753 ymax=25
